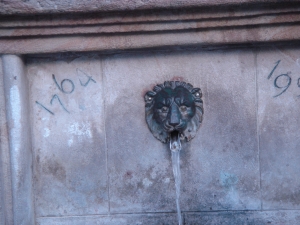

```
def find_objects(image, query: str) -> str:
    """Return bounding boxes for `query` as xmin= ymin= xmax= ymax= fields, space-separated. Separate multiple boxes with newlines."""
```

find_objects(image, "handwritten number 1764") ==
xmin=36 ymin=70 xmax=96 ymax=115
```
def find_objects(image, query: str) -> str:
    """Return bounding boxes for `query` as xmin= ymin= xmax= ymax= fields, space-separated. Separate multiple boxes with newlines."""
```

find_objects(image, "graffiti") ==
xmin=50 ymin=94 xmax=70 ymax=113
xmin=273 ymin=73 xmax=292 ymax=97
xmin=267 ymin=60 xmax=281 ymax=80
xmin=77 ymin=68 xmax=96 ymax=87
xmin=36 ymin=68 xmax=96 ymax=115
xmin=52 ymin=74 xmax=75 ymax=94
xmin=35 ymin=101 xmax=54 ymax=115
xmin=266 ymin=60 xmax=299 ymax=97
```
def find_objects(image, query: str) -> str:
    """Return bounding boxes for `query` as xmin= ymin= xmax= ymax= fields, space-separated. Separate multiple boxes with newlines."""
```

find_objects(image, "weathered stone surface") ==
xmin=27 ymin=55 xmax=108 ymax=216
xmin=0 ymin=57 xmax=13 ymax=225
xmin=104 ymin=49 xmax=260 ymax=213
xmin=2 ymin=45 xmax=300 ymax=224
xmin=36 ymin=210 xmax=300 ymax=224
xmin=1 ymin=24 xmax=300 ymax=55
xmin=2 ymin=55 xmax=35 ymax=225
xmin=0 ymin=171 xmax=3 ymax=223
xmin=184 ymin=210 xmax=300 ymax=224
xmin=1 ymin=0 xmax=298 ymax=15
xmin=2 ymin=8 xmax=300 ymax=38
xmin=178 ymin=50 xmax=260 ymax=211
xmin=0 ymin=187 xmax=3 ymax=225
xmin=257 ymin=47 xmax=300 ymax=209
xmin=1 ymin=6 xmax=298 ymax=28
xmin=1 ymin=2 xmax=300 ymax=55
xmin=104 ymin=52 xmax=177 ymax=213
xmin=0 ymin=57 xmax=5 ymax=225
xmin=36 ymin=213 xmax=177 ymax=225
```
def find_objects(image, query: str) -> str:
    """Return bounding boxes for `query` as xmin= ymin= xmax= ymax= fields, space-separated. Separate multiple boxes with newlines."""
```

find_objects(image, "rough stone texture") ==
xmin=0 ymin=57 xmax=13 ymax=225
xmin=1 ymin=2 xmax=300 ymax=55
xmin=0 ymin=25 xmax=299 ymax=55
xmin=257 ymin=47 xmax=300 ymax=210
xmin=180 ymin=50 xmax=260 ymax=211
xmin=0 ymin=0 xmax=299 ymax=223
xmin=1 ymin=6 xmax=298 ymax=28
xmin=2 ymin=46 xmax=300 ymax=224
xmin=2 ymin=55 xmax=35 ymax=225
xmin=0 ymin=156 xmax=3 ymax=225
xmin=104 ymin=49 xmax=260 ymax=213
xmin=27 ymin=54 xmax=108 ymax=217
xmin=0 ymin=57 xmax=5 ymax=225
xmin=185 ymin=210 xmax=300 ymax=224
xmin=36 ymin=213 xmax=177 ymax=225
xmin=36 ymin=210 xmax=300 ymax=224
xmin=1 ymin=0 xmax=298 ymax=15
xmin=104 ymin=52 xmax=177 ymax=213
xmin=2 ymin=7 xmax=300 ymax=38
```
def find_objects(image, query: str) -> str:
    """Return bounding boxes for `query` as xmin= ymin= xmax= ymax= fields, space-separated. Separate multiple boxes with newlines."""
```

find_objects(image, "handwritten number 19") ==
xmin=267 ymin=60 xmax=296 ymax=98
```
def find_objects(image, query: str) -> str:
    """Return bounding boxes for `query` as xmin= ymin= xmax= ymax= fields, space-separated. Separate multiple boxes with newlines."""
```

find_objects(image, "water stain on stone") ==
xmin=43 ymin=159 xmax=66 ymax=183
xmin=271 ymin=188 xmax=300 ymax=206
xmin=220 ymin=172 xmax=238 ymax=189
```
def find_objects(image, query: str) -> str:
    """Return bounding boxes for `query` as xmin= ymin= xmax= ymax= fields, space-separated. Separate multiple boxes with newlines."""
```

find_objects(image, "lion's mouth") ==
xmin=163 ymin=120 xmax=186 ymax=133
xmin=169 ymin=130 xmax=181 ymax=151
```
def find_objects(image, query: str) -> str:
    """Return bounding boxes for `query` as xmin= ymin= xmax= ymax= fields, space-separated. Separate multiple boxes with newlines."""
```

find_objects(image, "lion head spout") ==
xmin=144 ymin=81 xmax=203 ymax=143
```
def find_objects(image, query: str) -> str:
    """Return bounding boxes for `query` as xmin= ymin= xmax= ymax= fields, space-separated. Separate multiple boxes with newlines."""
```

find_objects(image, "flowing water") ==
xmin=170 ymin=132 xmax=182 ymax=225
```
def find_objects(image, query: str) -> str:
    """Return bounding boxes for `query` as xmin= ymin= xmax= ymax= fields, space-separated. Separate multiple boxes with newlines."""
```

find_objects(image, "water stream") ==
xmin=170 ymin=132 xmax=182 ymax=225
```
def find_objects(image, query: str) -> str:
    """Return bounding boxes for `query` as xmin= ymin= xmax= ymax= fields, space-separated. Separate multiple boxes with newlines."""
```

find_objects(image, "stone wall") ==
xmin=1 ymin=1 xmax=300 ymax=224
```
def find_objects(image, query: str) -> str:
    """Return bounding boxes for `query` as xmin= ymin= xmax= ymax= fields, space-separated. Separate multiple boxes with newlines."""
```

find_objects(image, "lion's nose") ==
xmin=169 ymin=104 xmax=181 ymax=126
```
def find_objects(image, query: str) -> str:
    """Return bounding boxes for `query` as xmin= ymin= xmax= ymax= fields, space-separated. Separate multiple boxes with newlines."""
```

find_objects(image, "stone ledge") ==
xmin=0 ymin=2 xmax=299 ymax=54
xmin=1 ymin=0 xmax=300 ymax=15
xmin=1 ymin=24 xmax=300 ymax=54
xmin=1 ymin=9 xmax=299 ymax=38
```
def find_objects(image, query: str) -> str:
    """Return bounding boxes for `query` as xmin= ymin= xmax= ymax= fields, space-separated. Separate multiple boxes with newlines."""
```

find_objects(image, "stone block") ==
xmin=257 ymin=46 xmax=300 ymax=209
xmin=179 ymin=50 xmax=260 ymax=211
xmin=27 ymin=54 xmax=108 ymax=216
xmin=104 ymin=49 xmax=260 ymax=213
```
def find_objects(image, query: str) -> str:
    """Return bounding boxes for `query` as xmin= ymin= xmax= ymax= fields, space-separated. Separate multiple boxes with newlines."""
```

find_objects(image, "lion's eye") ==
xmin=161 ymin=106 xmax=168 ymax=112
xmin=180 ymin=105 xmax=187 ymax=111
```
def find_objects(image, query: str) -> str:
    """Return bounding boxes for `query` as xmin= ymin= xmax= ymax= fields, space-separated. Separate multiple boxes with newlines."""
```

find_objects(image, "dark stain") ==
xmin=124 ymin=171 xmax=133 ymax=179
xmin=43 ymin=159 xmax=66 ymax=183
xmin=270 ymin=188 xmax=300 ymax=206
xmin=188 ymin=211 xmax=266 ymax=225
xmin=14 ymin=76 xmax=17 ymax=80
